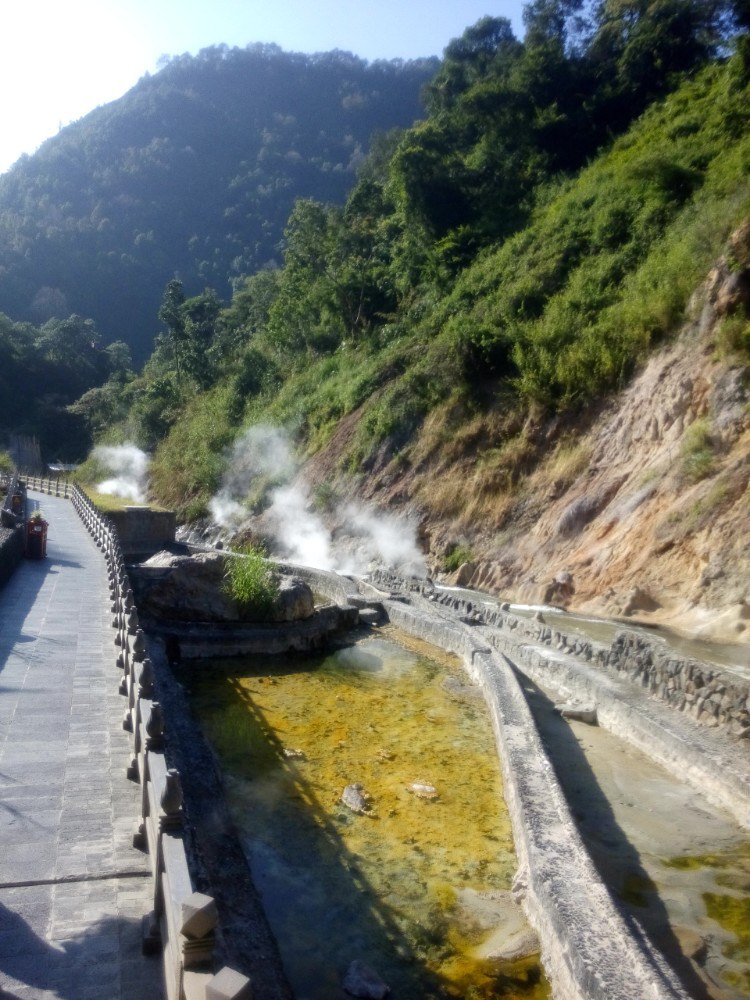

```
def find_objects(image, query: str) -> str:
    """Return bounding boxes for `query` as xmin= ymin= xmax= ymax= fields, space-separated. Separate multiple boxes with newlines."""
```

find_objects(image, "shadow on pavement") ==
xmin=0 ymin=901 xmax=163 ymax=999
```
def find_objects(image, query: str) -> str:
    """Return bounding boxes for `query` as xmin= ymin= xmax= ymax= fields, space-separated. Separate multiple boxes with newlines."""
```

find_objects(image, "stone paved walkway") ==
xmin=0 ymin=493 xmax=163 ymax=999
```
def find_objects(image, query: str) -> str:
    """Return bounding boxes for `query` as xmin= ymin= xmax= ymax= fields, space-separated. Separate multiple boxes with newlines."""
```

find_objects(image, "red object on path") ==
xmin=25 ymin=518 xmax=48 ymax=559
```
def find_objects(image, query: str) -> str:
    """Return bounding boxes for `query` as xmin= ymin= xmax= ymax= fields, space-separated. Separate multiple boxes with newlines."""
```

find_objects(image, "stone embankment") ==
xmin=377 ymin=574 xmax=750 ymax=738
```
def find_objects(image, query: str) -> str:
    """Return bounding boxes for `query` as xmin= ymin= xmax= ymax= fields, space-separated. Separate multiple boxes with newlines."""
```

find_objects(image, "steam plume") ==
xmin=94 ymin=444 xmax=150 ymax=503
xmin=210 ymin=425 xmax=425 ymax=576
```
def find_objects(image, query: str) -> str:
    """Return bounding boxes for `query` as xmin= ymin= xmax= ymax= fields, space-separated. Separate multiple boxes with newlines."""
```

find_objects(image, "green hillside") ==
xmin=0 ymin=45 xmax=435 ymax=360
xmin=81 ymin=3 xmax=750 ymax=520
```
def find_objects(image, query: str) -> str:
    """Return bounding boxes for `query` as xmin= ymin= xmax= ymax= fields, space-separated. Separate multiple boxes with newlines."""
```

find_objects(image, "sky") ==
xmin=0 ymin=1 xmax=527 ymax=176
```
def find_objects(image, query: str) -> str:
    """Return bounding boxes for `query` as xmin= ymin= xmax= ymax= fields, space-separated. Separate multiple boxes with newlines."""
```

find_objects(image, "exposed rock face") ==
xmin=271 ymin=575 xmax=315 ymax=622
xmin=621 ymin=586 xmax=661 ymax=617
xmin=132 ymin=550 xmax=314 ymax=623
xmin=542 ymin=570 xmax=575 ymax=606
xmin=423 ymin=229 xmax=750 ymax=642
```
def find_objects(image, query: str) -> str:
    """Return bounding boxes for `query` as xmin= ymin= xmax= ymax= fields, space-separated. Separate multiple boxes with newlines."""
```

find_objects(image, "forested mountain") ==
xmin=0 ymin=45 xmax=436 ymax=359
xmin=93 ymin=1 xmax=750 ymax=490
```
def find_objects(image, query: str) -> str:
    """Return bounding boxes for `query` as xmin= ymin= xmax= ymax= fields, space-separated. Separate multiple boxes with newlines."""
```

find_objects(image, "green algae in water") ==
xmin=187 ymin=632 xmax=549 ymax=999
xmin=704 ymin=894 xmax=750 ymax=964
xmin=664 ymin=845 xmax=750 ymax=995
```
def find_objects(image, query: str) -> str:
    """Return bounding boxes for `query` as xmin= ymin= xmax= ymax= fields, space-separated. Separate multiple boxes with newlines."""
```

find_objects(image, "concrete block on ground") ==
xmin=180 ymin=891 xmax=218 ymax=939
xmin=204 ymin=966 xmax=253 ymax=1000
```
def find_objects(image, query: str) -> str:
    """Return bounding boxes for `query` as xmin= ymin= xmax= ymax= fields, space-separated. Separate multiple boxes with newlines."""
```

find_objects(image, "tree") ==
xmin=158 ymin=279 xmax=187 ymax=379
xmin=589 ymin=1 xmax=728 ymax=98
xmin=424 ymin=17 xmax=522 ymax=112
xmin=182 ymin=290 xmax=221 ymax=388
xmin=522 ymin=0 xmax=588 ymax=50
xmin=104 ymin=340 xmax=133 ymax=380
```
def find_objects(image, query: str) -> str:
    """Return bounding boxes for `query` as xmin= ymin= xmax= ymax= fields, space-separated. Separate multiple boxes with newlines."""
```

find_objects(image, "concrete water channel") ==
xmin=184 ymin=629 xmax=548 ymax=1000
xmin=424 ymin=582 xmax=750 ymax=999
xmin=152 ymin=555 xmax=749 ymax=1000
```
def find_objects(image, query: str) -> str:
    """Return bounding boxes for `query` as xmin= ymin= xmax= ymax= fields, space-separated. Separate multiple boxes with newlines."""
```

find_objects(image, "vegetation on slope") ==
xmin=29 ymin=2 xmax=750 ymax=525
xmin=0 ymin=46 xmax=436 ymax=359
xmin=0 ymin=312 xmax=130 ymax=459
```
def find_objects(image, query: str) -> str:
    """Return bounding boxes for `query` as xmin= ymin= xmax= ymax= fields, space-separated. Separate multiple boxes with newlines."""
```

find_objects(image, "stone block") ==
xmin=204 ymin=966 xmax=253 ymax=1000
xmin=180 ymin=892 xmax=218 ymax=939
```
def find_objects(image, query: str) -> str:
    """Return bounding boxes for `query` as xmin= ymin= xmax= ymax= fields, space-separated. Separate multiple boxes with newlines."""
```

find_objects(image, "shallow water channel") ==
xmin=437 ymin=586 xmax=750 ymax=676
xmin=186 ymin=629 xmax=549 ymax=999
xmin=524 ymin=677 xmax=750 ymax=1000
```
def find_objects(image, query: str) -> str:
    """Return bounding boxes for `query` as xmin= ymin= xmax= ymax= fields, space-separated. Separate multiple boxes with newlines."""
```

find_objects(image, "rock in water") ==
xmin=342 ymin=960 xmax=390 ymax=999
xmin=556 ymin=702 xmax=598 ymax=725
xmin=341 ymin=783 xmax=373 ymax=815
xmin=406 ymin=782 xmax=439 ymax=799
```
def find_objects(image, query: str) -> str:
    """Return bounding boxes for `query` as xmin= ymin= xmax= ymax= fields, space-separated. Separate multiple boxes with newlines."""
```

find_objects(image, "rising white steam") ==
xmin=94 ymin=444 xmax=150 ymax=503
xmin=209 ymin=426 xmax=295 ymax=528
xmin=265 ymin=484 xmax=335 ymax=570
xmin=338 ymin=503 xmax=426 ymax=577
xmin=210 ymin=425 xmax=425 ymax=576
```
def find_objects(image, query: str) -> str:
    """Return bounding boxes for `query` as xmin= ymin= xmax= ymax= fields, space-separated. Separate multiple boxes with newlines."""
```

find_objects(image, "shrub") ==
xmin=0 ymin=451 xmax=14 ymax=475
xmin=716 ymin=312 xmax=750 ymax=359
xmin=681 ymin=418 xmax=715 ymax=482
xmin=443 ymin=543 xmax=474 ymax=572
xmin=224 ymin=546 xmax=279 ymax=619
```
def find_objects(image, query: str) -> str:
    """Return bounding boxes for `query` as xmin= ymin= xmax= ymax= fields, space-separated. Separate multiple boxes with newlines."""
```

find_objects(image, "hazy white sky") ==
xmin=0 ymin=1 xmax=526 ymax=175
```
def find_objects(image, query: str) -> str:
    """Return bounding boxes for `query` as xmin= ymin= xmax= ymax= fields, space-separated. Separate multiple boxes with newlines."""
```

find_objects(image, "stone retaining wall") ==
xmin=370 ymin=573 xmax=750 ymax=739
xmin=0 ymin=525 xmax=24 ymax=590
xmin=143 ymin=603 xmax=359 ymax=659
xmin=108 ymin=507 xmax=177 ymax=559
xmin=0 ymin=474 xmax=25 ymax=589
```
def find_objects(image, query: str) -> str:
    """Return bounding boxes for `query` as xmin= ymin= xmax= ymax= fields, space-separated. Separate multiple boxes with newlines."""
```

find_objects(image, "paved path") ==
xmin=0 ymin=493 xmax=163 ymax=999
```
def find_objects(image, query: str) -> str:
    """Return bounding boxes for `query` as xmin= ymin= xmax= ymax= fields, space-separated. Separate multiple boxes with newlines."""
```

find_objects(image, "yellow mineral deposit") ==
xmin=188 ymin=629 xmax=549 ymax=999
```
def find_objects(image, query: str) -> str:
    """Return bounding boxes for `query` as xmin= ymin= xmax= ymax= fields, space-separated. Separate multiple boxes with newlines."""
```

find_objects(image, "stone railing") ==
xmin=370 ymin=572 xmax=750 ymax=739
xmin=71 ymin=486 xmax=252 ymax=1000
xmin=21 ymin=472 xmax=71 ymax=498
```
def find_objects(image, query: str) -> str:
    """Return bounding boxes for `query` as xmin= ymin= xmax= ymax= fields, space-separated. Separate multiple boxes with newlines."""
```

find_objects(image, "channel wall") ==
xmin=380 ymin=595 xmax=689 ymax=1000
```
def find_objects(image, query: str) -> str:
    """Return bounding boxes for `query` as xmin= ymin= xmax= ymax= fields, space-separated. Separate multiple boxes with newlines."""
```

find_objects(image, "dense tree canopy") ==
xmin=0 ymin=45 xmax=436 ymax=360
xmin=0 ymin=313 xmax=127 ymax=459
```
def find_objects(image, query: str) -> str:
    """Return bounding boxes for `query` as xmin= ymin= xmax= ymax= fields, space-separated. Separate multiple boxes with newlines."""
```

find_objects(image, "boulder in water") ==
xmin=342 ymin=960 xmax=390 ymax=999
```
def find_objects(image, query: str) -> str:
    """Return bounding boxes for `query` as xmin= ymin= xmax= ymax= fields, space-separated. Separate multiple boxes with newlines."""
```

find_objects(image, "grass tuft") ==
xmin=224 ymin=545 xmax=279 ymax=620
xmin=681 ymin=418 xmax=715 ymax=483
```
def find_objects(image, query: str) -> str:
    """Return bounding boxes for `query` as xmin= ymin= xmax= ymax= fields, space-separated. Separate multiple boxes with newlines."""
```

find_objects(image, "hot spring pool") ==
xmin=186 ymin=628 xmax=549 ymax=999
